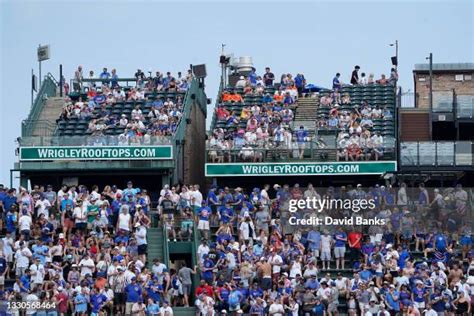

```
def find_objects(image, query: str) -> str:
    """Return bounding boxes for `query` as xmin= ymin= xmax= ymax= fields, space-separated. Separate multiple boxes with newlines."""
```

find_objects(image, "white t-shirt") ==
xmin=135 ymin=226 xmax=147 ymax=245
xmin=269 ymin=254 xmax=283 ymax=274
xmin=35 ymin=199 xmax=51 ymax=218
xmin=321 ymin=235 xmax=332 ymax=252
xmin=268 ymin=303 xmax=284 ymax=316
xmin=118 ymin=213 xmax=131 ymax=231
xmin=73 ymin=206 xmax=87 ymax=223
xmin=19 ymin=215 xmax=32 ymax=231
xmin=190 ymin=190 xmax=203 ymax=207
xmin=79 ymin=258 xmax=95 ymax=276
xmin=15 ymin=248 xmax=31 ymax=268
xmin=29 ymin=263 xmax=45 ymax=283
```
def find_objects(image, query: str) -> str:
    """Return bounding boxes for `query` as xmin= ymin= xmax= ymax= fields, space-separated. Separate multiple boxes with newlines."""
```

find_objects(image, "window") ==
xmin=464 ymin=74 xmax=472 ymax=81
xmin=455 ymin=74 xmax=464 ymax=81
xmin=418 ymin=77 xmax=426 ymax=82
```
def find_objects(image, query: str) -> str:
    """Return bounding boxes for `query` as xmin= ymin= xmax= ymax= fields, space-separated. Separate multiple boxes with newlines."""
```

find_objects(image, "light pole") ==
xmin=390 ymin=40 xmax=398 ymax=70
xmin=426 ymin=53 xmax=433 ymax=111
xmin=426 ymin=53 xmax=433 ymax=140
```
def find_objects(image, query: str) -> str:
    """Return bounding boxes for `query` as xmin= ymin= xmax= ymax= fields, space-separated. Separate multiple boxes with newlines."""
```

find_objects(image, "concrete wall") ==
xmin=414 ymin=71 xmax=474 ymax=109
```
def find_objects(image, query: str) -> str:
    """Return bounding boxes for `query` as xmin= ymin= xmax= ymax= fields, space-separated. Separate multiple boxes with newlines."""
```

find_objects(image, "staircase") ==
xmin=147 ymin=226 xmax=165 ymax=268
xmin=294 ymin=96 xmax=319 ymax=130
xmin=31 ymin=97 xmax=65 ymax=137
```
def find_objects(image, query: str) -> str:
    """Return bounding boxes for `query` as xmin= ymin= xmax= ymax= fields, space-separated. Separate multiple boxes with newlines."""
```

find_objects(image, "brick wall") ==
xmin=414 ymin=71 xmax=474 ymax=109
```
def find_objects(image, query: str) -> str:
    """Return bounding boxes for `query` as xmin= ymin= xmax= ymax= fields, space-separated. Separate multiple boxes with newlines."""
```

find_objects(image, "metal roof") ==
xmin=414 ymin=63 xmax=474 ymax=72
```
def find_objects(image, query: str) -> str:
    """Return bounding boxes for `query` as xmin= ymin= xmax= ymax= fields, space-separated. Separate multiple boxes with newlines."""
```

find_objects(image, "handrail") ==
xmin=23 ymin=75 xmax=58 ymax=137
xmin=400 ymin=141 xmax=474 ymax=167
xmin=162 ymin=222 xmax=170 ymax=267
xmin=205 ymin=141 xmax=397 ymax=163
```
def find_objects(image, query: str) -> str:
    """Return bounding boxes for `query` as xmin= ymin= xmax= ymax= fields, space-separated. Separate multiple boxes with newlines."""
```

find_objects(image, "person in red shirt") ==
xmin=55 ymin=286 xmax=69 ymax=315
xmin=195 ymin=280 xmax=214 ymax=298
xmin=348 ymin=229 xmax=363 ymax=261
xmin=216 ymin=106 xmax=230 ymax=120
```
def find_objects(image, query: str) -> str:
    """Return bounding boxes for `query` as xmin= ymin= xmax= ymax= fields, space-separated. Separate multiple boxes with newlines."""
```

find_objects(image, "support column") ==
xmin=20 ymin=173 xmax=28 ymax=189
xmin=161 ymin=173 xmax=171 ymax=188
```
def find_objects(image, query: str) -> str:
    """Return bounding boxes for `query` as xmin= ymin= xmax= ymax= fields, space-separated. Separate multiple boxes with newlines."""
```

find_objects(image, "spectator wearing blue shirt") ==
xmin=111 ymin=68 xmax=119 ymax=88
xmin=307 ymin=229 xmax=321 ymax=264
xmin=125 ymin=277 xmax=143 ymax=315
xmin=218 ymin=202 xmax=234 ymax=225
xmin=3 ymin=189 xmax=18 ymax=213
xmin=334 ymin=228 xmax=348 ymax=270
xmin=295 ymin=73 xmax=305 ymax=97
xmin=201 ymin=254 xmax=215 ymax=284
xmin=74 ymin=288 xmax=89 ymax=315
xmin=90 ymin=288 xmax=108 ymax=316
xmin=332 ymin=73 xmax=342 ymax=90
xmin=385 ymin=285 xmax=401 ymax=313
xmin=146 ymin=298 xmax=160 ymax=315
xmin=100 ymin=67 xmax=111 ymax=85
xmin=295 ymin=126 xmax=309 ymax=159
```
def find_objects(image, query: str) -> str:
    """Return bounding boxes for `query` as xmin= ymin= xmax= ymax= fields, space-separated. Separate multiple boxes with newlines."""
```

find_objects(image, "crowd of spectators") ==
xmin=209 ymin=65 xmax=397 ymax=163
xmin=210 ymin=68 xmax=315 ymax=162
xmin=0 ymin=180 xmax=473 ymax=315
xmin=0 ymin=182 xmax=169 ymax=316
xmin=58 ymin=66 xmax=192 ymax=142
xmin=157 ymin=181 xmax=473 ymax=316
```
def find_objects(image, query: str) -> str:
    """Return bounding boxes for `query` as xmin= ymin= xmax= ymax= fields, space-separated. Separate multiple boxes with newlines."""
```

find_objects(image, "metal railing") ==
xmin=22 ymin=73 xmax=58 ymax=136
xmin=206 ymin=140 xmax=396 ymax=163
xmin=400 ymin=141 xmax=473 ymax=166
xmin=18 ymin=135 xmax=172 ymax=147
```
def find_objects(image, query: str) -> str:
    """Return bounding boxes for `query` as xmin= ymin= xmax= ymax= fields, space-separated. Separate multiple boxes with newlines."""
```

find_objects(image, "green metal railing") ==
xmin=22 ymin=73 xmax=58 ymax=137
xmin=18 ymin=135 xmax=172 ymax=147
xmin=163 ymin=222 xmax=170 ymax=267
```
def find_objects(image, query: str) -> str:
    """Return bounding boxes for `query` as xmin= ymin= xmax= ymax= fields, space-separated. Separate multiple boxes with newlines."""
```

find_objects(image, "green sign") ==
xmin=20 ymin=146 xmax=173 ymax=161
xmin=205 ymin=161 xmax=397 ymax=177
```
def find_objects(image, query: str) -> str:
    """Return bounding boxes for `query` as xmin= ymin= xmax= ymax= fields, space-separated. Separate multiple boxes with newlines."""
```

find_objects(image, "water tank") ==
xmin=237 ymin=56 xmax=254 ymax=74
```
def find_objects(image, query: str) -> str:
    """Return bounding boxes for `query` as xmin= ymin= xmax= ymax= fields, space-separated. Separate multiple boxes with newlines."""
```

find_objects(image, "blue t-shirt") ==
xmin=334 ymin=232 xmax=347 ymax=247
xmin=412 ymin=287 xmax=426 ymax=303
xmin=91 ymin=293 xmax=107 ymax=313
xmin=0 ymin=258 xmax=8 ymax=274
xmin=207 ymin=190 xmax=218 ymax=205
xmin=198 ymin=207 xmax=211 ymax=221
xmin=386 ymin=291 xmax=400 ymax=311
xmin=125 ymin=283 xmax=142 ymax=302
xmin=249 ymin=288 xmax=263 ymax=299
xmin=295 ymin=129 xmax=308 ymax=144
xmin=313 ymin=303 xmax=325 ymax=315
xmin=307 ymin=231 xmax=321 ymax=250
xmin=218 ymin=206 xmax=234 ymax=223
xmin=6 ymin=212 xmax=17 ymax=233
xmin=219 ymin=287 xmax=230 ymax=302
xmin=3 ymin=195 xmax=17 ymax=211
xmin=146 ymin=281 xmax=162 ymax=302
xmin=74 ymin=293 xmax=88 ymax=312
xmin=147 ymin=303 xmax=160 ymax=314
xmin=202 ymin=259 xmax=214 ymax=279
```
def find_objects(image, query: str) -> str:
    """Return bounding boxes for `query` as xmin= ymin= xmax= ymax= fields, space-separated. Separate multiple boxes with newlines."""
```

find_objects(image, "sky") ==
xmin=0 ymin=0 xmax=473 ymax=185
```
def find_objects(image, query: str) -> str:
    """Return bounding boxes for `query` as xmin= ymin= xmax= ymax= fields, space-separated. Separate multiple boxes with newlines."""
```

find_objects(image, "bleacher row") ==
xmin=316 ymin=84 xmax=397 ymax=159
xmin=212 ymin=85 xmax=296 ymax=132
xmin=57 ymin=91 xmax=186 ymax=137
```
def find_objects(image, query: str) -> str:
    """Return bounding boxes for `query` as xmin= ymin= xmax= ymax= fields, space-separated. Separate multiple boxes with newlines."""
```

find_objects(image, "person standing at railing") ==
xmin=73 ymin=65 xmax=83 ymax=92
xmin=111 ymin=68 xmax=119 ymax=89
xmin=295 ymin=125 xmax=309 ymax=159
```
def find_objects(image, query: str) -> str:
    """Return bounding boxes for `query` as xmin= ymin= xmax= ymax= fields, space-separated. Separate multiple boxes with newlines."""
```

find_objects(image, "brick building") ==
xmin=413 ymin=63 xmax=474 ymax=111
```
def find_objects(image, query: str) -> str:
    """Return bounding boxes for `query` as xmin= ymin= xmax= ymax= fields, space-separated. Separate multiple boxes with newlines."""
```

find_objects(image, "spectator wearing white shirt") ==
xmin=18 ymin=210 xmax=32 ymax=239
xmin=79 ymin=253 xmax=95 ymax=277
xmin=29 ymin=257 xmax=45 ymax=287
xmin=14 ymin=241 xmax=32 ymax=276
